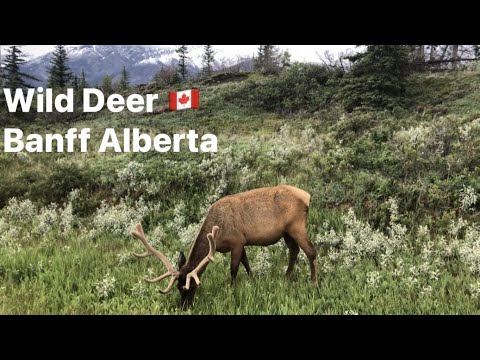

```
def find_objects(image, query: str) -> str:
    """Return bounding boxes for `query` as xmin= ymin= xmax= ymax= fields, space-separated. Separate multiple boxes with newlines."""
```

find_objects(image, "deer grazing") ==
xmin=130 ymin=185 xmax=317 ymax=308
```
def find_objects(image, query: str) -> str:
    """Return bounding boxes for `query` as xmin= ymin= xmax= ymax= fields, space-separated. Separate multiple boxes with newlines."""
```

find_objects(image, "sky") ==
xmin=0 ymin=45 xmax=356 ymax=63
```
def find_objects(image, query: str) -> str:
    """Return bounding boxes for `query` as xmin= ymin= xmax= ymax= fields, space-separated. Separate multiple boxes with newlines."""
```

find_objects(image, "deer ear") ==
xmin=178 ymin=251 xmax=187 ymax=269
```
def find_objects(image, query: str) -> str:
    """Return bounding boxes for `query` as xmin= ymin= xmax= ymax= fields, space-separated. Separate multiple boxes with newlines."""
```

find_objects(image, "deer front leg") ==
xmin=230 ymin=245 xmax=244 ymax=283
xmin=241 ymin=248 xmax=251 ymax=275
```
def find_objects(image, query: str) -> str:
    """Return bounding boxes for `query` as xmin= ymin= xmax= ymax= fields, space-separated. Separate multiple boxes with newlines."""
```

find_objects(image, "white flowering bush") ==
xmin=436 ymin=236 xmax=458 ymax=259
xmin=68 ymin=188 xmax=80 ymax=203
xmin=420 ymin=284 xmax=433 ymax=297
xmin=0 ymin=219 xmax=21 ymax=255
xmin=148 ymin=225 xmax=167 ymax=249
xmin=265 ymin=124 xmax=322 ymax=170
xmin=417 ymin=225 xmax=430 ymax=240
xmin=448 ymin=217 xmax=468 ymax=237
xmin=459 ymin=123 xmax=472 ymax=141
xmin=115 ymin=161 xmax=149 ymax=196
xmin=33 ymin=190 xmax=79 ymax=236
xmin=318 ymin=198 xmax=410 ymax=272
xmin=268 ymin=125 xmax=296 ymax=164
xmin=94 ymin=273 xmax=116 ymax=300
xmin=459 ymin=186 xmax=477 ymax=211
xmin=366 ymin=271 xmax=381 ymax=289
xmin=60 ymin=203 xmax=74 ymax=233
xmin=316 ymin=228 xmax=343 ymax=247
xmin=178 ymin=222 xmax=202 ymax=247
xmin=458 ymin=224 xmax=480 ymax=274
xmin=251 ymin=248 xmax=272 ymax=275
xmin=167 ymin=201 xmax=187 ymax=234
xmin=93 ymin=197 xmax=149 ymax=236
xmin=35 ymin=204 xmax=60 ymax=235
xmin=421 ymin=241 xmax=435 ymax=260
xmin=199 ymin=146 xmax=238 ymax=179
xmin=15 ymin=152 xmax=32 ymax=163
xmin=239 ymin=165 xmax=257 ymax=189
xmin=130 ymin=280 xmax=148 ymax=298
xmin=393 ymin=125 xmax=430 ymax=152
xmin=249 ymin=136 xmax=261 ymax=156
xmin=117 ymin=251 xmax=134 ymax=265
xmin=470 ymin=281 xmax=480 ymax=300
xmin=203 ymin=178 xmax=228 ymax=207
xmin=3 ymin=198 xmax=37 ymax=224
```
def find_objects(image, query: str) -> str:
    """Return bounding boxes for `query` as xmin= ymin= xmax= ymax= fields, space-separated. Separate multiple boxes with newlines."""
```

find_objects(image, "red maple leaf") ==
xmin=178 ymin=93 xmax=190 ymax=105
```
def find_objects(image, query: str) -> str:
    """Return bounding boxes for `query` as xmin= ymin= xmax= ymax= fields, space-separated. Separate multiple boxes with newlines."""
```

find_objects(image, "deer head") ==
xmin=130 ymin=223 xmax=217 ymax=308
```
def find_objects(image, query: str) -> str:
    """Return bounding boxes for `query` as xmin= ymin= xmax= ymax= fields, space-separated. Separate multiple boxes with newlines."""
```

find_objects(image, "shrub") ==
xmin=224 ymin=64 xmax=336 ymax=114
xmin=34 ymin=162 xmax=99 ymax=206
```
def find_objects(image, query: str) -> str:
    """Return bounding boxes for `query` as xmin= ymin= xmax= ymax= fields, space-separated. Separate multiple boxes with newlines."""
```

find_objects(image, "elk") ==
xmin=130 ymin=185 xmax=317 ymax=308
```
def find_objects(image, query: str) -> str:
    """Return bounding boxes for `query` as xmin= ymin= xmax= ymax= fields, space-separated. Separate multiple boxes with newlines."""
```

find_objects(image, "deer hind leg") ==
xmin=284 ymin=234 xmax=300 ymax=278
xmin=286 ymin=223 xmax=317 ymax=282
xmin=230 ymin=245 xmax=244 ymax=283
xmin=241 ymin=248 xmax=251 ymax=275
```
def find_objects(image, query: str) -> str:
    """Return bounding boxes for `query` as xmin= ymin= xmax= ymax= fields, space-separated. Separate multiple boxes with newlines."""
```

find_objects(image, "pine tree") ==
xmin=264 ymin=45 xmax=280 ymax=74
xmin=2 ymin=46 xmax=38 ymax=88
xmin=0 ymin=46 xmax=5 ymax=86
xmin=255 ymin=45 xmax=280 ymax=74
xmin=118 ymin=66 xmax=130 ymax=91
xmin=47 ymin=45 xmax=73 ymax=89
xmin=72 ymin=75 xmax=79 ymax=91
xmin=79 ymin=69 xmax=88 ymax=90
xmin=280 ymin=50 xmax=292 ymax=69
xmin=74 ymin=69 xmax=88 ymax=108
xmin=254 ymin=45 xmax=265 ymax=71
xmin=176 ymin=45 xmax=189 ymax=81
xmin=100 ymin=75 xmax=113 ymax=95
xmin=201 ymin=45 xmax=215 ymax=77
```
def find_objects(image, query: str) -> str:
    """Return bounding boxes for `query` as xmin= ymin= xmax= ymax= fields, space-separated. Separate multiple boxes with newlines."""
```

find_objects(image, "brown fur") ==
xmin=181 ymin=185 xmax=317 ymax=284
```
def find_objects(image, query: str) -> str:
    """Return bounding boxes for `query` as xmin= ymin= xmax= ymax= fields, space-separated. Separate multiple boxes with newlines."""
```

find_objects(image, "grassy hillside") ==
xmin=0 ymin=70 xmax=479 ymax=314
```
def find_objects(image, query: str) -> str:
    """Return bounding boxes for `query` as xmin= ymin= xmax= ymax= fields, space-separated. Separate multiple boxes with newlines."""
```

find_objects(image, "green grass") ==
xmin=0 ymin=70 xmax=479 ymax=314
xmin=1 ymin=231 xmax=478 ymax=314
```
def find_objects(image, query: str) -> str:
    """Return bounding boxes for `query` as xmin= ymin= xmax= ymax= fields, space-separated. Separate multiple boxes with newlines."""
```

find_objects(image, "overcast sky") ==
xmin=1 ymin=45 xmax=356 ymax=63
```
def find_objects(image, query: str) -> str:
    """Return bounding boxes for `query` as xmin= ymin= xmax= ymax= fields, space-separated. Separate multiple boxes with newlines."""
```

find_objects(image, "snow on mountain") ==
xmin=22 ymin=45 xmax=203 ymax=86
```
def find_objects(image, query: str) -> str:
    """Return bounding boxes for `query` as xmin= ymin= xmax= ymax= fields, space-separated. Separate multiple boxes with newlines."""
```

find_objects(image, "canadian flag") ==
xmin=169 ymin=89 xmax=200 ymax=111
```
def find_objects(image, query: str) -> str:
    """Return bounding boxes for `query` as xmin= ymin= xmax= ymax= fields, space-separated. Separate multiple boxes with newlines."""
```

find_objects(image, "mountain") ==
xmin=22 ymin=45 xmax=204 ymax=86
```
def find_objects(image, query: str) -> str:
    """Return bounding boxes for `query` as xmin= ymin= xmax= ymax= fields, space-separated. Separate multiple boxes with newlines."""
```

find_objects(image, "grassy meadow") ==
xmin=0 ymin=70 xmax=479 ymax=314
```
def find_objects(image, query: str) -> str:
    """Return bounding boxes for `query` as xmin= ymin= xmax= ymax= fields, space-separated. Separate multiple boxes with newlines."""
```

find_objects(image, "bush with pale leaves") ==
xmin=94 ymin=273 xmax=116 ymax=300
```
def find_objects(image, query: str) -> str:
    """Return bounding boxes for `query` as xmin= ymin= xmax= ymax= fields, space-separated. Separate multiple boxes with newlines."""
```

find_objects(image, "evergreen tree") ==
xmin=339 ymin=45 xmax=410 ymax=111
xmin=280 ymin=50 xmax=292 ymax=69
xmin=74 ymin=69 xmax=88 ymax=108
xmin=72 ymin=75 xmax=79 ymax=91
xmin=201 ymin=45 xmax=215 ymax=77
xmin=79 ymin=69 xmax=88 ymax=90
xmin=100 ymin=75 xmax=113 ymax=95
xmin=176 ymin=45 xmax=189 ymax=81
xmin=0 ymin=47 xmax=3 ymax=86
xmin=118 ymin=66 xmax=130 ymax=91
xmin=47 ymin=45 xmax=73 ymax=89
xmin=2 ymin=46 xmax=38 ymax=88
xmin=255 ymin=45 xmax=280 ymax=74
xmin=254 ymin=45 xmax=265 ymax=71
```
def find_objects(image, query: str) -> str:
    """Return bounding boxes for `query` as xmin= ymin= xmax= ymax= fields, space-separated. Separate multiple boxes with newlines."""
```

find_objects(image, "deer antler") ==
xmin=184 ymin=226 xmax=218 ymax=290
xmin=131 ymin=223 xmax=179 ymax=294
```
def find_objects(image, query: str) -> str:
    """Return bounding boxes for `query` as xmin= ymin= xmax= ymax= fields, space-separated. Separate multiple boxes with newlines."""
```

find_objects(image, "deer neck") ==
xmin=185 ymin=226 xmax=211 ymax=273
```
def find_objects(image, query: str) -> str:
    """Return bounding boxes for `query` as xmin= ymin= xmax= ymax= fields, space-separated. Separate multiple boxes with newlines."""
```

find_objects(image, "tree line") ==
xmin=0 ymin=45 xmax=221 ymax=91
xmin=0 ymin=45 xmax=130 ymax=92
xmin=1 ymin=44 xmax=479 ymax=115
